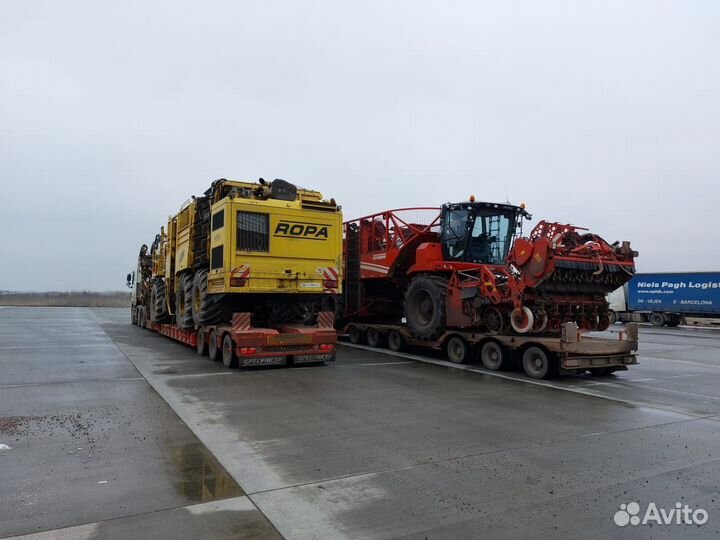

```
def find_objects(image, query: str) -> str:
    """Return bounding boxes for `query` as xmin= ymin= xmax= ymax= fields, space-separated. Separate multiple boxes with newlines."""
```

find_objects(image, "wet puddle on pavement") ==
xmin=170 ymin=442 xmax=245 ymax=501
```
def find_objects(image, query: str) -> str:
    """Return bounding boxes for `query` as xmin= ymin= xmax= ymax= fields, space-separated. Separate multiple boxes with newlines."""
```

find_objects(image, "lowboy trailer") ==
xmin=134 ymin=307 xmax=337 ymax=368
xmin=343 ymin=321 xmax=638 ymax=378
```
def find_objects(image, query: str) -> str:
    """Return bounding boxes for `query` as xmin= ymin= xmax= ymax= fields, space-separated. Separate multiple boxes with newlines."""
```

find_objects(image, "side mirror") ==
xmin=126 ymin=272 xmax=133 ymax=288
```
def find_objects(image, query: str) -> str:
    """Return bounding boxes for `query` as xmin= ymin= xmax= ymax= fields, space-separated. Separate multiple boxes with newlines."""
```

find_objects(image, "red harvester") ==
xmin=342 ymin=199 xmax=636 ymax=338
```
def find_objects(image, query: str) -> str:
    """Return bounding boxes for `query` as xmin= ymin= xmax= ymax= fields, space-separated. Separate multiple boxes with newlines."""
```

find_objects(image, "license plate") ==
xmin=268 ymin=334 xmax=313 ymax=346
xmin=295 ymin=353 xmax=335 ymax=364
xmin=240 ymin=356 xmax=286 ymax=367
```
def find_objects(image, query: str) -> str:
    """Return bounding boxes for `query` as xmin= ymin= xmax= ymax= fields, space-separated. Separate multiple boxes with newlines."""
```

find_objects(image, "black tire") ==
xmin=208 ymin=330 xmax=220 ymax=362
xmin=196 ymin=329 xmax=207 ymax=356
xmin=193 ymin=269 xmax=230 ymax=325
xmin=348 ymin=326 xmax=364 ymax=344
xmin=175 ymin=273 xmax=194 ymax=330
xmin=388 ymin=330 xmax=405 ymax=352
xmin=607 ymin=310 xmax=617 ymax=325
xmin=405 ymin=275 xmax=448 ymax=340
xmin=222 ymin=334 xmax=238 ymax=369
xmin=649 ymin=312 xmax=665 ymax=327
xmin=446 ymin=335 xmax=470 ymax=364
xmin=666 ymin=315 xmax=682 ymax=327
xmin=366 ymin=328 xmax=385 ymax=348
xmin=480 ymin=341 xmax=505 ymax=371
xmin=522 ymin=346 xmax=556 ymax=379
xmin=150 ymin=279 xmax=171 ymax=323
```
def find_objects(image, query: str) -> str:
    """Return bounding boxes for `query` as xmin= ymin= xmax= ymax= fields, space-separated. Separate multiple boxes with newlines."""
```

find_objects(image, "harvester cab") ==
xmin=439 ymin=200 xmax=531 ymax=265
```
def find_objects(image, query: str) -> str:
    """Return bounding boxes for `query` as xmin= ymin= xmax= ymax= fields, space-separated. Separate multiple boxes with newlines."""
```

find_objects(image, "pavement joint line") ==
xmin=246 ymin=412 xmax=717 ymax=498
xmin=339 ymin=343 xmax=712 ymax=417
xmin=0 ymin=344 xmax=118 ymax=351
xmin=641 ymin=356 xmax=720 ymax=369
xmin=0 ymin=495 xmax=254 ymax=540
xmin=596 ymin=379 xmax=720 ymax=402
xmin=160 ymin=371 xmax=235 ymax=378
xmin=93 ymin=312 xmax=289 ymax=540
xmin=333 ymin=361 xmax=415 ymax=367
xmin=0 ymin=377 xmax=145 ymax=389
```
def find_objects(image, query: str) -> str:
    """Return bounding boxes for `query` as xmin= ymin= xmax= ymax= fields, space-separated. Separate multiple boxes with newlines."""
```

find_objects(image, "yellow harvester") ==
xmin=133 ymin=178 xmax=342 ymax=330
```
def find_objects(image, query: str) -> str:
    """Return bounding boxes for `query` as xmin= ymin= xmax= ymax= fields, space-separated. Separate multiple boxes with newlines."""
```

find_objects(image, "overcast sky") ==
xmin=1 ymin=1 xmax=718 ymax=291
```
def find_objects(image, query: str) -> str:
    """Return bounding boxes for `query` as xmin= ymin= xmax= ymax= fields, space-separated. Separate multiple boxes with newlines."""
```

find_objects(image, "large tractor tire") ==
xmin=192 ymin=269 xmax=230 ymax=325
xmin=150 ymin=279 xmax=171 ymax=323
xmin=175 ymin=273 xmax=194 ymax=330
xmin=405 ymin=275 xmax=448 ymax=340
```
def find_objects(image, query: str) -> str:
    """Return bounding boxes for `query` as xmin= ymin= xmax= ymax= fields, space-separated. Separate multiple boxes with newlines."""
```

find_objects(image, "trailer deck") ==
xmin=343 ymin=321 xmax=639 ymax=377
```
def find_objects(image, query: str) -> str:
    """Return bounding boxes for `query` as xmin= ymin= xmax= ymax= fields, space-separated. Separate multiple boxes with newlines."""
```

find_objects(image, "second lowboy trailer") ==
xmin=344 ymin=320 xmax=638 ymax=378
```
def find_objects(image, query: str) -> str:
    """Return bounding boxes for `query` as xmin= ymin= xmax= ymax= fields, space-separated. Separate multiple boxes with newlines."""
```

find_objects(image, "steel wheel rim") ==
xmin=526 ymin=351 xmax=546 ymax=376
xmin=448 ymin=338 xmax=465 ymax=362
xmin=223 ymin=338 xmax=232 ymax=365
xmin=482 ymin=342 xmax=502 ymax=369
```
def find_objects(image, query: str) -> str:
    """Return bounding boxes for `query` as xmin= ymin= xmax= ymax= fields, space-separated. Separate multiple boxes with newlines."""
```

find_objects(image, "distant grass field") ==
xmin=0 ymin=291 xmax=130 ymax=307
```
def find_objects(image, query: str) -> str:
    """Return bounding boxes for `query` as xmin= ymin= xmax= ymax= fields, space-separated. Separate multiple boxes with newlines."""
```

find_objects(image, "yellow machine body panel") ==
xmin=207 ymin=195 xmax=343 ymax=294
xmin=174 ymin=200 xmax=197 ymax=273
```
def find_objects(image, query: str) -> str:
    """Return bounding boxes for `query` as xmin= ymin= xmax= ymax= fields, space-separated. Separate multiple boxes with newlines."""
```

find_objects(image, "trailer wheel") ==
xmin=649 ymin=312 xmax=665 ymax=326
xmin=222 ymin=334 xmax=238 ymax=369
xmin=366 ymin=328 xmax=385 ymax=348
xmin=388 ymin=330 xmax=406 ymax=352
xmin=196 ymin=329 xmax=207 ymax=356
xmin=522 ymin=346 xmax=556 ymax=379
xmin=348 ymin=326 xmax=364 ymax=344
xmin=480 ymin=341 xmax=505 ymax=371
xmin=208 ymin=330 xmax=220 ymax=362
xmin=607 ymin=310 xmax=617 ymax=325
xmin=405 ymin=275 xmax=448 ymax=340
xmin=446 ymin=336 xmax=470 ymax=364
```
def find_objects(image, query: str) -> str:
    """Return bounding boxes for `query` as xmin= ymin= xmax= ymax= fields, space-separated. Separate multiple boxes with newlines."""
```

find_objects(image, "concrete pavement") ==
xmin=2 ymin=307 xmax=719 ymax=539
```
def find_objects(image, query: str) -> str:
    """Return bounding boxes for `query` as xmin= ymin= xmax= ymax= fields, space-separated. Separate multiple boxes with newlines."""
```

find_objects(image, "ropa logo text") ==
xmin=274 ymin=221 xmax=329 ymax=239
